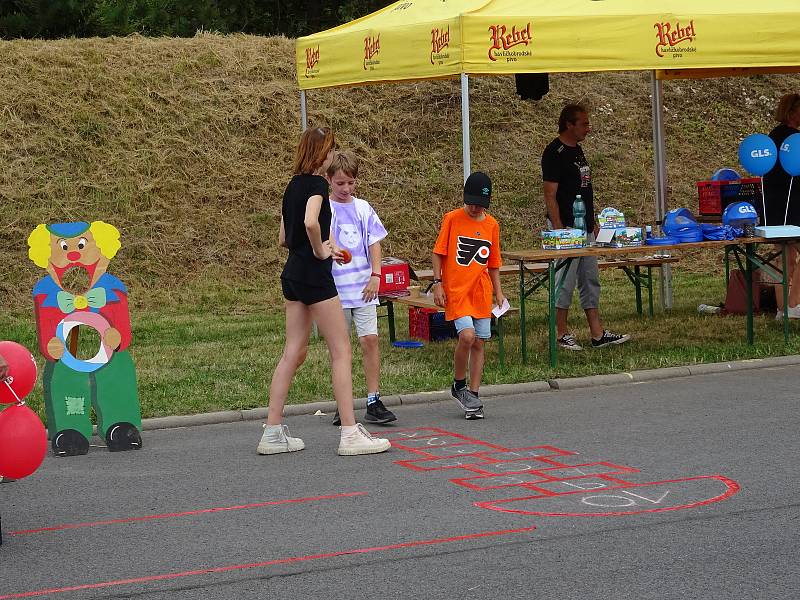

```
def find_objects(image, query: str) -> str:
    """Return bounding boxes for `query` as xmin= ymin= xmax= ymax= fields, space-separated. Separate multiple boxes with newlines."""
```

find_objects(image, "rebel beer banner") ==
xmin=296 ymin=0 xmax=800 ymax=90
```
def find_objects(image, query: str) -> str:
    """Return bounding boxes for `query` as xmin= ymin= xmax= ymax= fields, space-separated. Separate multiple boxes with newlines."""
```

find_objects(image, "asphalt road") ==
xmin=2 ymin=365 xmax=798 ymax=599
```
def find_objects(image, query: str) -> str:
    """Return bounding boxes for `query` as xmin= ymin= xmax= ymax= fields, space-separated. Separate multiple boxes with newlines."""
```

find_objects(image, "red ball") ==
xmin=340 ymin=249 xmax=352 ymax=264
xmin=0 ymin=403 xmax=47 ymax=479
xmin=0 ymin=341 xmax=37 ymax=405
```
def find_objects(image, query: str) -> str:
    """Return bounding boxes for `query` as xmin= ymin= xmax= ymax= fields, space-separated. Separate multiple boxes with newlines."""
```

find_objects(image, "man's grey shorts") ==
xmin=549 ymin=225 xmax=601 ymax=311
xmin=343 ymin=305 xmax=379 ymax=337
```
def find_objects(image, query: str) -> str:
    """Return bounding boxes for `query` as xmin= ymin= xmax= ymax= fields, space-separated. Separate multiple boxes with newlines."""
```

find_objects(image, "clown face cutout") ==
xmin=28 ymin=221 xmax=121 ymax=292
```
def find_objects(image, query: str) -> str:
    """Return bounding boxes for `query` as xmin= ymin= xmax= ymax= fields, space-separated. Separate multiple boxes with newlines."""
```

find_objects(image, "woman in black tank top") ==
xmin=257 ymin=127 xmax=389 ymax=457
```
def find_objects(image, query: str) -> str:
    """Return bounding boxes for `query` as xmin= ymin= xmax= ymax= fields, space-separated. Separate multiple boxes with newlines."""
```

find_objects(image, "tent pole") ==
xmin=651 ymin=71 xmax=672 ymax=310
xmin=460 ymin=73 xmax=471 ymax=182
xmin=300 ymin=90 xmax=308 ymax=131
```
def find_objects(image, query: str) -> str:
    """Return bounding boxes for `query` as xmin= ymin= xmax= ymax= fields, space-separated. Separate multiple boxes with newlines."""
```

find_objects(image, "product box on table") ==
xmin=608 ymin=227 xmax=644 ymax=247
xmin=408 ymin=307 xmax=457 ymax=342
xmin=378 ymin=257 xmax=410 ymax=294
xmin=598 ymin=207 xmax=626 ymax=229
xmin=541 ymin=228 xmax=585 ymax=250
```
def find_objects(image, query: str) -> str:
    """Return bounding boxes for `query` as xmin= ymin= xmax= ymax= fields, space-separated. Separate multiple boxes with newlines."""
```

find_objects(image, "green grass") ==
xmin=4 ymin=269 xmax=799 ymax=425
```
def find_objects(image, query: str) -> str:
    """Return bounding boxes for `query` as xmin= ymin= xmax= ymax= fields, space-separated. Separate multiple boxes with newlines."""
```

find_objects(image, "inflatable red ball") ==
xmin=0 ymin=341 xmax=37 ymax=404
xmin=0 ymin=403 xmax=47 ymax=479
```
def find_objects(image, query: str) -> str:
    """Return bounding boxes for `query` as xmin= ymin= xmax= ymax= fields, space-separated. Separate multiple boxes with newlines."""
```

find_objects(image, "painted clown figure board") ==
xmin=28 ymin=221 xmax=142 ymax=456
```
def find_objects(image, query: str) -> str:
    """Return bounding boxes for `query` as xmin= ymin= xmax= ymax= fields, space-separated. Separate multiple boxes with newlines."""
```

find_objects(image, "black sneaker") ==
xmin=364 ymin=398 xmax=397 ymax=424
xmin=557 ymin=333 xmax=583 ymax=351
xmin=465 ymin=407 xmax=484 ymax=420
xmin=591 ymin=330 xmax=630 ymax=348
xmin=451 ymin=384 xmax=483 ymax=412
xmin=332 ymin=410 xmax=341 ymax=426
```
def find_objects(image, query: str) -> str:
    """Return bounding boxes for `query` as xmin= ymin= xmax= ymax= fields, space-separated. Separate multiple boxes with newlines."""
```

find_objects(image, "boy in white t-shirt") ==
xmin=327 ymin=152 xmax=397 ymax=425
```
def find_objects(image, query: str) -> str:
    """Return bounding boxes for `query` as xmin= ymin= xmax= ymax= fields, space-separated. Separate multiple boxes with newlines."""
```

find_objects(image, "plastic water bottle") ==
xmin=698 ymin=304 xmax=722 ymax=315
xmin=573 ymin=195 xmax=586 ymax=232
xmin=645 ymin=225 xmax=652 ymax=239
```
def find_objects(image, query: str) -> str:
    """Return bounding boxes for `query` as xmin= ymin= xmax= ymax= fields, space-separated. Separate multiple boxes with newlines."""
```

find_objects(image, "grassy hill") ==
xmin=1 ymin=33 xmax=798 ymax=313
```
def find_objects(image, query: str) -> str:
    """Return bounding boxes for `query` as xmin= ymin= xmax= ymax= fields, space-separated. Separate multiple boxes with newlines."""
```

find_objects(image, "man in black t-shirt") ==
xmin=541 ymin=104 xmax=629 ymax=350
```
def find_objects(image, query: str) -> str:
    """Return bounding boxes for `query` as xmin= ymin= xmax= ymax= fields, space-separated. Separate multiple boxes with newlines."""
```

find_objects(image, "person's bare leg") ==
xmin=359 ymin=334 xmax=380 ymax=394
xmin=556 ymin=308 xmax=570 ymax=337
xmin=585 ymin=308 xmax=604 ymax=339
xmin=468 ymin=338 xmax=485 ymax=392
xmin=788 ymin=245 xmax=800 ymax=307
xmin=267 ymin=300 xmax=311 ymax=425
xmin=454 ymin=328 xmax=475 ymax=380
xmin=311 ymin=296 xmax=356 ymax=426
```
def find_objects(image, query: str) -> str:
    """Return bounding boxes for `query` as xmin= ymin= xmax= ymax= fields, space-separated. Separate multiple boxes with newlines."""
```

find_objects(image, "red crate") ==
xmin=408 ymin=307 xmax=457 ymax=341
xmin=697 ymin=177 xmax=762 ymax=216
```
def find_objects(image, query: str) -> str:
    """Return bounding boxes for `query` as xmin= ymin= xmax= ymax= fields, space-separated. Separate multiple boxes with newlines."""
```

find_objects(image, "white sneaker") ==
xmin=337 ymin=423 xmax=391 ymax=456
xmin=775 ymin=306 xmax=800 ymax=320
xmin=257 ymin=424 xmax=305 ymax=455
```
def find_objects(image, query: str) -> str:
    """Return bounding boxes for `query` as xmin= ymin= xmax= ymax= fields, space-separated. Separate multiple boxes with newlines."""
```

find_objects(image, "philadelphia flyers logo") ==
xmin=456 ymin=236 xmax=491 ymax=266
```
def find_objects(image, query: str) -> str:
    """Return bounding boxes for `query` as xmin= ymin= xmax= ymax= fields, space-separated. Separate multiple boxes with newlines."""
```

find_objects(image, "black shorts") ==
xmin=281 ymin=277 xmax=338 ymax=306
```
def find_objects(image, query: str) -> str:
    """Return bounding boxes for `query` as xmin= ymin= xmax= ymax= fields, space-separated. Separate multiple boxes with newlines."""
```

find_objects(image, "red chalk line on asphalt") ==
xmin=0 ymin=525 xmax=538 ymax=599
xmin=10 ymin=491 xmax=369 ymax=536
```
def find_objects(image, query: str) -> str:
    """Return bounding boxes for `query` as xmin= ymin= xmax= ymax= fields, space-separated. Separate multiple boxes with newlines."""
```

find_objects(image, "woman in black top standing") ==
xmin=764 ymin=93 xmax=800 ymax=314
xmin=257 ymin=127 xmax=390 ymax=456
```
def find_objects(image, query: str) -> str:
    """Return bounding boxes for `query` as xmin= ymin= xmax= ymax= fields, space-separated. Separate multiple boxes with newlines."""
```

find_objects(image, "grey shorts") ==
xmin=548 ymin=224 xmax=601 ymax=310
xmin=343 ymin=304 xmax=379 ymax=337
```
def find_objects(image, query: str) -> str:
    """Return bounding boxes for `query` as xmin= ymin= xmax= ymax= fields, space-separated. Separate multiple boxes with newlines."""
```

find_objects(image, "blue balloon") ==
xmin=778 ymin=132 xmax=800 ymax=177
xmin=738 ymin=133 xmax=777 ymax=176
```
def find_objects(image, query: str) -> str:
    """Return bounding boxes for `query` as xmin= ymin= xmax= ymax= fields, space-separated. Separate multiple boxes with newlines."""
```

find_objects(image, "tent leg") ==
xmin=460 ymin=73 xmax=471 ymax=183
xmin=300 ymin=90 xmax=308 ymax=131
xmin=651 ymin=71 xmax=672 ymax=311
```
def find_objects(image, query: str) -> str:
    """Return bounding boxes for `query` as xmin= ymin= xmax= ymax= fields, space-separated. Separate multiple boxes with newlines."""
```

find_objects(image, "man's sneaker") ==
xmin=337 ymin=423 xmax=391 ymax=456
xmin=451 ymin=384 xmax=483 ymax=412
xmin=364 ymin=398 xmax=397 ymax=424
xmin=776 ymin=305 xmax=800 ymax=320
xmin=591 ymin=330 xmax=630 ymax=348
xmin=257 ymin=424 xmax=305 ymax=455
xmin=332 ymin=410 xmax=341 ymax=426
xmin=465 ymin=407 xmax=484 ymax=420
xmin=557 ymin=334 xmax=583 ymax=351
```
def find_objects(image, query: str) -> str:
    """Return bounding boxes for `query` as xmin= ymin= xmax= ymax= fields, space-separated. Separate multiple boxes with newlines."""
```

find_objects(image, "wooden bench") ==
xmin=379 ymin=293 xmax=519 ymax=367
xmin=412 ymin=255 xmax=679 ymax=317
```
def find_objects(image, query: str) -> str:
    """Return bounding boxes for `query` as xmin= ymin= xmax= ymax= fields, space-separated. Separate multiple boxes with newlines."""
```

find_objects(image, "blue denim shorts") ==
xmin=453 ymin=316 xmax=491 ymax=340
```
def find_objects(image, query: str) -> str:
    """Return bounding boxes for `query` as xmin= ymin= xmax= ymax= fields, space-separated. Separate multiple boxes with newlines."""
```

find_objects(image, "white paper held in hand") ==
xmin=492 ymin=298 xmax=511 ymax=318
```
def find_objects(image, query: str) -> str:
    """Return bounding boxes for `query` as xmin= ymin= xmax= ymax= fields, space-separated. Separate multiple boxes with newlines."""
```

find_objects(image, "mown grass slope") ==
xmin=1 ymin=33 xmax=798 ymax=313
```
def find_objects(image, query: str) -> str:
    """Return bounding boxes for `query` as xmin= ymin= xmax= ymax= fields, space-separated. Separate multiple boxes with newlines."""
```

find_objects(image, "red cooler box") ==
xmin=378 ymin=257 xmax=410 ymax=294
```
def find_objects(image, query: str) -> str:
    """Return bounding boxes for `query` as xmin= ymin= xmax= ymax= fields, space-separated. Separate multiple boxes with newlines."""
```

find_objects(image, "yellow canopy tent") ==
xmin=297 ymin=0 xmax=800 ymax=185
xmin=296 ymin=0 xmax=800 ymax=306
xmin=299 ymin=0 xmax=800 ymax=88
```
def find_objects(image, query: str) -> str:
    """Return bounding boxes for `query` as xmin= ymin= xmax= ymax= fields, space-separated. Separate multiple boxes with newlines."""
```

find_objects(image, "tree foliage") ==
xmin=0 ymin=0 xmax=392 ymax=39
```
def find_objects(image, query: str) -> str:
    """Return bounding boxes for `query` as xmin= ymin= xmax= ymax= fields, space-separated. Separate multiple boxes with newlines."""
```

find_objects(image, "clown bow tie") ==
xmin=56 ymin=289 xmax=107 ymax=313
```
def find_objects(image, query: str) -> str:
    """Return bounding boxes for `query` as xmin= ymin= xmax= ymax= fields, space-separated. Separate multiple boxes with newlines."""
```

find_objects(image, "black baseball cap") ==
xmin=463 ymin=171 xmax=492 ymax=207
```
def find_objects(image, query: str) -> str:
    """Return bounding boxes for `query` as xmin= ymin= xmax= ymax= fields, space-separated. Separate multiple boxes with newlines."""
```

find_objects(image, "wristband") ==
xmin=432 ymin=278 xmax=442 ymax=284
xmin=370 ymin=272 xmax=381 ymax=278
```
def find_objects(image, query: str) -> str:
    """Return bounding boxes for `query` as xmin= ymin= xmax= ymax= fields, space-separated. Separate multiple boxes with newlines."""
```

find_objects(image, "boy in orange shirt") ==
xmin=432 ymin=172 xmax=506 ymax=419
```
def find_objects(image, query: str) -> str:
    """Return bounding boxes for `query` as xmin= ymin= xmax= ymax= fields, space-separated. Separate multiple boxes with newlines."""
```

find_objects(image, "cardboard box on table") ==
xmin=541 ymin=228 xmax=585 ymax=250
xmin=378 ymin=257 xmax=410 ymax=294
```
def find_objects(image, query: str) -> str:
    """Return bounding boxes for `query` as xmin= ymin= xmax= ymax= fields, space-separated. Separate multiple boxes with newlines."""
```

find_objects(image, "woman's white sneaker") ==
xmin=257 ymin=424 xmax=305 ymax=455
xmin=337 ymin=423 xmax=391 ymax=456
